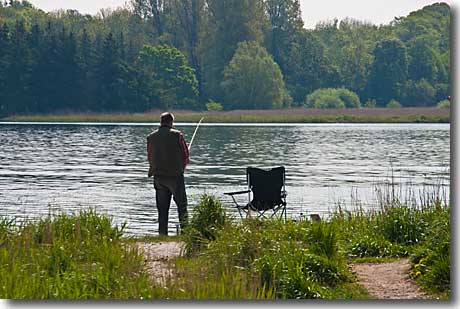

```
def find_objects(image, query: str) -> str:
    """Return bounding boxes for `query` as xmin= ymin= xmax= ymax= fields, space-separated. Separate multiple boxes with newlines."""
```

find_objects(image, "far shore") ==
xmin=1 ymin=107 xmax=450 ymax=123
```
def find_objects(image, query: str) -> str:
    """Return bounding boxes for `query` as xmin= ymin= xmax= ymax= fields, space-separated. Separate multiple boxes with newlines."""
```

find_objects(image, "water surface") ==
xmin=0 ymin=123 xmax=450 ymax=235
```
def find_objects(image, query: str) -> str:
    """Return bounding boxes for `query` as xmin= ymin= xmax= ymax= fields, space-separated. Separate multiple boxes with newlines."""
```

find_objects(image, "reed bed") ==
xmin=3 ymin=107 xmax=450 ymax=123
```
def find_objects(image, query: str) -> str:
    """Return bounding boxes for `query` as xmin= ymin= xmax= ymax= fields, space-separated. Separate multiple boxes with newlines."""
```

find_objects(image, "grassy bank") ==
xmin=0 ymin=191 xmax=450 ymax=299
xmin=2 ymin=107 xmax=450 ymax=123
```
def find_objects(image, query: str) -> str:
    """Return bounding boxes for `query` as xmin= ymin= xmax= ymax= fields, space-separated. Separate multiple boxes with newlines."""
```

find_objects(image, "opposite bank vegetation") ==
xmin=0 ymin=183 xmax=450 ymax=300
xmin=1 ymin=107 xmax=450 ymax=124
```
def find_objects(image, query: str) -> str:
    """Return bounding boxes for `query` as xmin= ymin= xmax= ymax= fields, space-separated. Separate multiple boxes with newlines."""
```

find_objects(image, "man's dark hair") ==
xmin=160 ymin=112 xmax=174 ymax=125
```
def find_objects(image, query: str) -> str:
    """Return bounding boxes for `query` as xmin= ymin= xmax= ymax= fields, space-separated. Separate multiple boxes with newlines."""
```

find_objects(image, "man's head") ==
xmin=160 ymin=112 xmax=174 ymax=127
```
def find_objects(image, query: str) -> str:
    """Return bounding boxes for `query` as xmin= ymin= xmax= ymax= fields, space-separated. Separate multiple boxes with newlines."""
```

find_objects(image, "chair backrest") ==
xmin=247 ymin=166 xmax=285 ymax=210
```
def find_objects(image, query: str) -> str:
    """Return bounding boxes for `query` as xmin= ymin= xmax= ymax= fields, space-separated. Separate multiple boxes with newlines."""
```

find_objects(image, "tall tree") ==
xmin=263 ymin=0 xmax=303 ymax=70
xmin=366 ymin=38 xmax=408 ymax=105
xmin=202 ymin=0 xmax=265 ymax=101
xmin=221 ymin=41 xmax=286 ymax=109
xmin=131 ymin=0 xmax=167 ymax=38
xmin=138 ymin=44 xmax=198 ymax=109
xmin=171 ymin=0 xmax=204 ymax=101
xmin=0 ymin=23 xmax=11 ymax=116
xmin=3 ymin=20 xmax=32 ymax=114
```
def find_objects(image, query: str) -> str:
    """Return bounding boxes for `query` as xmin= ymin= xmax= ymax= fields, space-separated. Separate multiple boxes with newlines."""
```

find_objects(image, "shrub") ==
xmin=364 ymin=99 xmax=377 ymax=108
xmin=336 ymin=88 xmax=361 ymax=108
xmin=183 ymin=194 xmax=227 ymax=256
xmin=386 ymin=99 xmax=402 ymax=108
xmin=305 ymin=88 xmax=360 ymax=109
xmin=206 ymin=100 xmax=223 ymax=111
xmin=436 ymin=99 xmax=450 ymax=109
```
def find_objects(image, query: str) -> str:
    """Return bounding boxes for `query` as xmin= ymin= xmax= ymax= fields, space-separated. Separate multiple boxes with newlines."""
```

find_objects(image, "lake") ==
xmin=0 ymin=122 xmax=450 ymax=236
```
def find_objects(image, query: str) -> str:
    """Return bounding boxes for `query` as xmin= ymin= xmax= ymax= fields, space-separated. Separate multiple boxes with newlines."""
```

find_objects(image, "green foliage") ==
xmin=183 ymin=194 xmax=227 ymax=256
xmin=138 ymin=44 xmax=199 ymax=109
xmin=305 ymin=88 xmax=360 ymax=109
xmin=367 ymin=38 xmax=408 ymax=106
xmin=206 ymin=100 xmax=223 ymax=111
xmin=0 ymin=210 xmax=157 ymax=299
xmin=409 ymin=207 xmax=450 ymax=294
xmin=349 ymin=234 xmax=407 ymax=258
xmin=436 ymin=99 xmax=450 ymax=109
xmin=386 ymin=99 xmax=402 ymax=108
xmin=401 ymin=79 xmax=436 ymax=106
xmin=221 ymin=41 xmax=287 ymax=109
xmin=0 ymin=1 xmax=451 ymax=114
xmin=198 ymin=218 xmax=354 ymax=299
xmin=364 ymin=99 xmax=377 ymax=108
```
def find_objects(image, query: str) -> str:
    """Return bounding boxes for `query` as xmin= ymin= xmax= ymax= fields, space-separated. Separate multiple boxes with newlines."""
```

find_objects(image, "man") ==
xmin=147 ymin=112 xmax=189 ymax=236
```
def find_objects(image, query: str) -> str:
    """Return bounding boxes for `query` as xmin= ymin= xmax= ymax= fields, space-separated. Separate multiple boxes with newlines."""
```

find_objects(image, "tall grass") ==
xmin=329 ymin=180 xmax=450 ymax=297
xmin=0 ymin=209 xmax=158 ymax=299
xmin=1 ymin=184 xmax=450 ymax=299
xmin=180 ymin=199 xmax=366 ymax=299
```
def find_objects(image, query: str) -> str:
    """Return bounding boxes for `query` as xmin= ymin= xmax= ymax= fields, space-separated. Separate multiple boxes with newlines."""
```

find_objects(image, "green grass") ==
xmin=0 ymin=209 xmax=159 ymax=299
xmin=0 ymin=188 xmax=450 ymax=299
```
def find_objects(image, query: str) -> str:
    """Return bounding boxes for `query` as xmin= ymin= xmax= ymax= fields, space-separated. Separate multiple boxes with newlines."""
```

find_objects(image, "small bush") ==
xmin=336 ymin=88 xmax=361 ymax=108
xmin=206 ymin=100 xmax=223 ymax=111
xmin=364 ymin=99 xmax=377 ymax=108
xmin=436 ymin=99 xmax=450 ymax=109
xmin=305 ymin=88 xmax=361 ymax=109
xmin=183 ymin=194 xmax=227 ymax=256
xmin=386 ymin=99 xmax=402 ymax=108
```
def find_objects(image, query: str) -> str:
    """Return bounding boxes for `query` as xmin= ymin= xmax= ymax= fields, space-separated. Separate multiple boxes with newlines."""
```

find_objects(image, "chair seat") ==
xmin=224 ymin=166 xmax=287 ymax=220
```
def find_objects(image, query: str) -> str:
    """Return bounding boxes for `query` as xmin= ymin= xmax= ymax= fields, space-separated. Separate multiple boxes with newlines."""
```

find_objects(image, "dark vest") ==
xmin=147 ymin=126 xmax=184 ymax=176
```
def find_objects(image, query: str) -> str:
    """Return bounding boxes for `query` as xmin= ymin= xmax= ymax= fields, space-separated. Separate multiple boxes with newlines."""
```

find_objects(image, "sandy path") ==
xmin=135 ymin=241 xmax=184 ymax=284
xmin=351 ymin=259 xmax=429 ymax=299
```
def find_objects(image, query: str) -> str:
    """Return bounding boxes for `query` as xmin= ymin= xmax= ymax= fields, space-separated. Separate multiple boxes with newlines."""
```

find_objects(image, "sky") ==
xmin=26 ymin=0 xmax=454 ymax=29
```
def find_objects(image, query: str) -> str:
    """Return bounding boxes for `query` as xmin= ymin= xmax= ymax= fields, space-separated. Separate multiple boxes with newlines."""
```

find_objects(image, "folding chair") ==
xmin=224 ymin=166 xmax=287 ymax=220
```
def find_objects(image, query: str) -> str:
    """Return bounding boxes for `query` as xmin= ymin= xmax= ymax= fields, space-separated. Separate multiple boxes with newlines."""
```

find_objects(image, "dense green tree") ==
xmin=286 ymin=31 xmax=340 ymax=104
xmin=170 ymin=0 xmax=205 ymax=101
xmin=366 ymin=38 xmax=408 ymax=105
xmin=202 ymin=0 xmax=265 ymax=101
xmin=138 ymin=44 xmax=199 ymax=109
xmin=0 ymin=23 xmax=11 ymax=115
xmin=401 ymin=78 xmax=436 ymax=106
xmin=221 ymin=41 xmax=286 ymax=109
xmin=263 ymin=0 xmax=303 ymax=81
xmin=407 ymin=36 xmax=442 ymax=83
xmin=3 ymin=20 xmax=32 ymax=114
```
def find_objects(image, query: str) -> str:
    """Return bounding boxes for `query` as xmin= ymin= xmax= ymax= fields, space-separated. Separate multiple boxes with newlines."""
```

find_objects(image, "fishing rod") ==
xmin=188 ymin=117 xmax=204 ymax=151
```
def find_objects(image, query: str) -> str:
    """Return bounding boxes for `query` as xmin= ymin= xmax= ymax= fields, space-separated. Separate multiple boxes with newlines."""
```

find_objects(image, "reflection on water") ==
xmin=0 ymin=123 xmax=450 ymax=235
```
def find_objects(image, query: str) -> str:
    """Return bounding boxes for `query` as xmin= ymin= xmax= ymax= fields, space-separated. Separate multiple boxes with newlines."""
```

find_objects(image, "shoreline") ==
xmin=1 ymin=107 xmax=450 ymax=123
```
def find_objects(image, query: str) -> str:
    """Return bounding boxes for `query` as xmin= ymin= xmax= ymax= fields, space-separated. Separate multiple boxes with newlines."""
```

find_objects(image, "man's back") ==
xmin=147 ymin=126 xmax=184 ymax=176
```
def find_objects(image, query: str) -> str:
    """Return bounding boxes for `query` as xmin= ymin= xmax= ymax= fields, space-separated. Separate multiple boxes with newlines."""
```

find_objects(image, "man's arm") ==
xmin=179 ymin=133 xmax=190 ymax=168
xmin=147 ymin=136 xmax=153 ymax=177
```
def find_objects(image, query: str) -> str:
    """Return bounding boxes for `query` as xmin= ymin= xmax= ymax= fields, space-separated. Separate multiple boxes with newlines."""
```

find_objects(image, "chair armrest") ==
xmin=224 ymin=190 xmax=251 ymax=196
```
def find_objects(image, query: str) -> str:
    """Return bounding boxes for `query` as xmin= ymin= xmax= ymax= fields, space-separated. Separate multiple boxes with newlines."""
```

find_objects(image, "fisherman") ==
xmin=147 ymin=112 xmax=189 ymax=236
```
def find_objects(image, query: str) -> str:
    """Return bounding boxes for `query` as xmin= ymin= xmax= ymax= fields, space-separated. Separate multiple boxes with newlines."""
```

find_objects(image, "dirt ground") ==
xmin=136 ymin=242 xmax=429 ymax=299
xmin=135 ymin=241 xmax=184 ymax=284
xmin=351 ymin=259 xmax=429 ymax=299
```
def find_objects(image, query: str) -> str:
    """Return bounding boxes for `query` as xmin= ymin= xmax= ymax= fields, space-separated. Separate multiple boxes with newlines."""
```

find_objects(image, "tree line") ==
xmin=0 ymin=0 xmax=451 ymax=116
